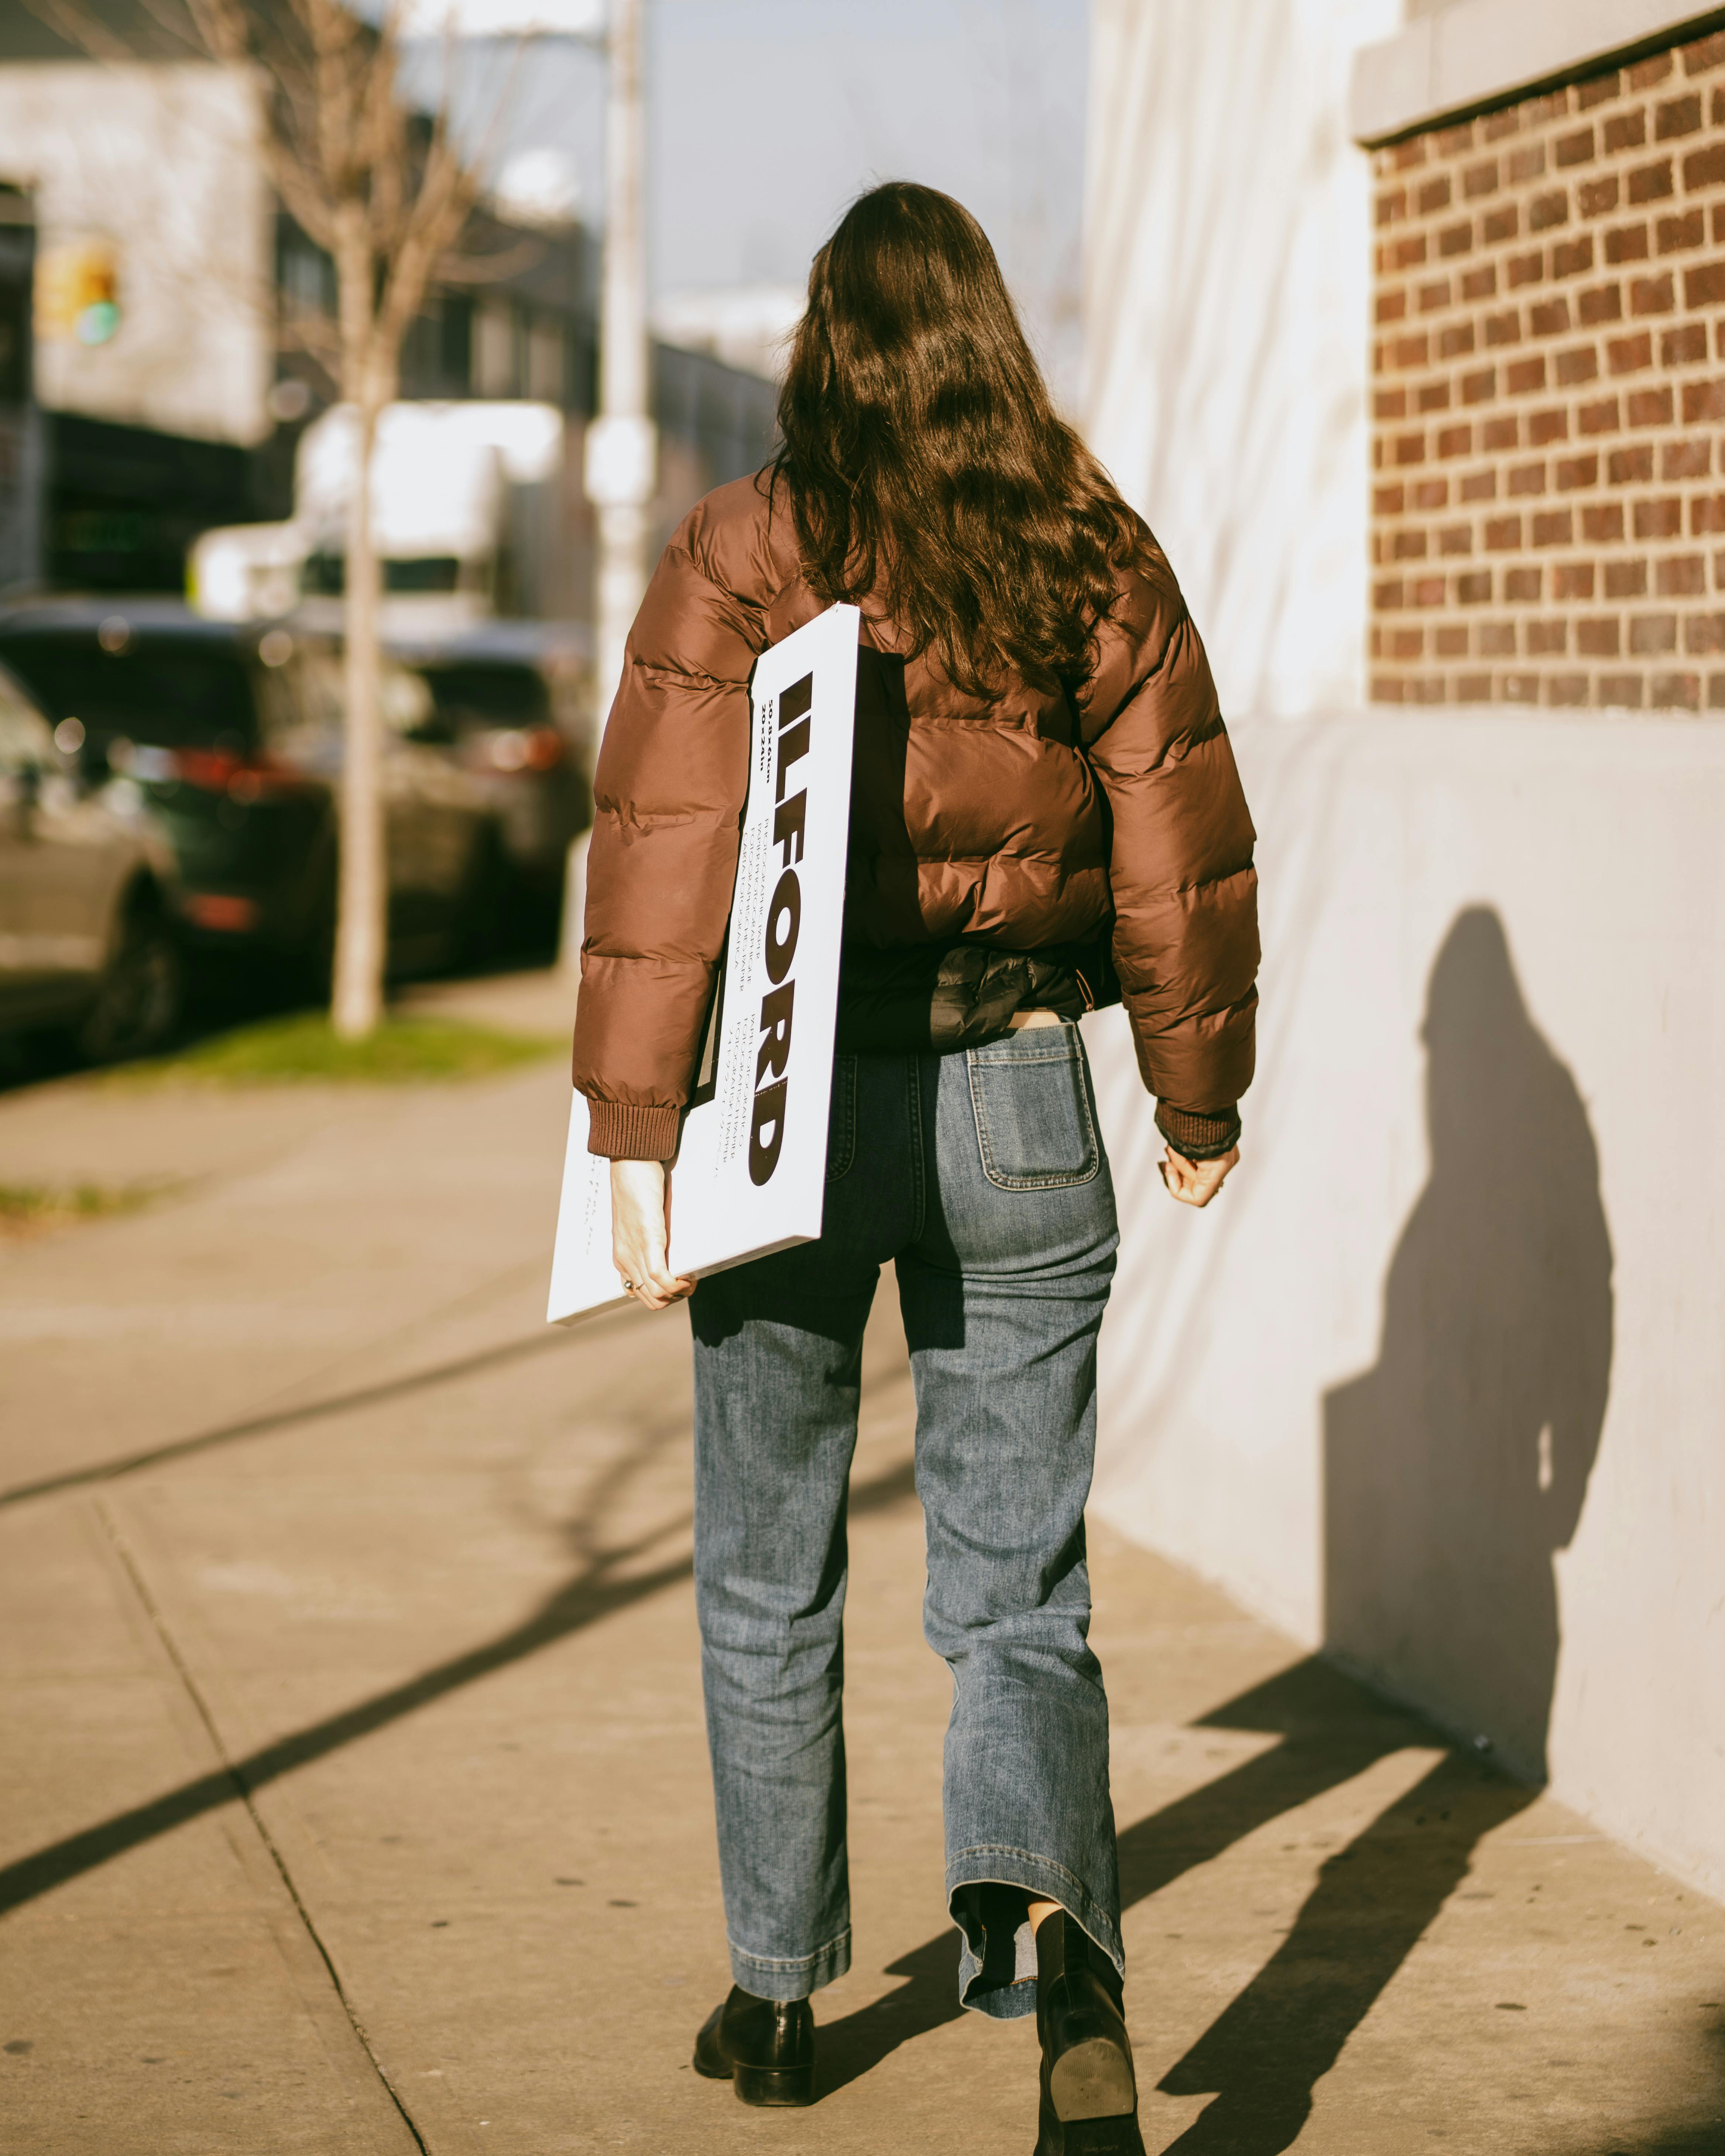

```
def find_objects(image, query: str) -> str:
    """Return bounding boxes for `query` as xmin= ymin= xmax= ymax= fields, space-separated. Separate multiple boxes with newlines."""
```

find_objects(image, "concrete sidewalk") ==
xmin=1 ymin=978 xmax=1721 ymax=2155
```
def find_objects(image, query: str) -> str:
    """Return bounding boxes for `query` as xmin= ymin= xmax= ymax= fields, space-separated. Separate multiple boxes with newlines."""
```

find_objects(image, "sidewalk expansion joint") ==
xmin=95 ymin=1498 xmax=431 ymax=2156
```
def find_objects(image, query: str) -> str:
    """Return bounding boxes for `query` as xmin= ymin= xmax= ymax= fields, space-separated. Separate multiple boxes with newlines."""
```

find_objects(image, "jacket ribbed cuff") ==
xmin=584 ymin=1099 xmax=681 ymax=1161
xmin=1155 ymin=1101 xmax=1242 ymax=1162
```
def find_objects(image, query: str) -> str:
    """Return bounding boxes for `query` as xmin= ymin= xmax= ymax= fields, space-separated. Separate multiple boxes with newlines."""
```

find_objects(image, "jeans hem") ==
xmin=947 ymin=1848 xmax=1123 ymax=2021
xmin=728 ymin=1925 xmax=851 ymax=2002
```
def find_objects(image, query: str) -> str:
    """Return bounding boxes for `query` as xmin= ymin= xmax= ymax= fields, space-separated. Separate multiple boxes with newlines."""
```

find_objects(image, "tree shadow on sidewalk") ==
xmin=0 ymin=1319 xmax=608 ymax=1509
xmin=0 ymin=1392 xmax=919 ymax=1919
xmin=1155 ymin=1748 xmax=1533 ymax=2153
xmin=815 ymin=1657 xmax=1529 ymax=2110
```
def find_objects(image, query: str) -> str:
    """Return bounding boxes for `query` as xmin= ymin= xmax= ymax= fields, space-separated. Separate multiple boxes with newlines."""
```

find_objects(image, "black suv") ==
xmin=0 ymin=599 xmax=509 ymax=988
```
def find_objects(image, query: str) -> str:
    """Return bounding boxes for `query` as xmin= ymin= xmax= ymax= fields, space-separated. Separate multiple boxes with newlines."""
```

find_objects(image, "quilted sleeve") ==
xmin=1081 ymin=548 xmax=1260 ymax=1118
xmin=570 ymin=519 xmax=769 ymax=1159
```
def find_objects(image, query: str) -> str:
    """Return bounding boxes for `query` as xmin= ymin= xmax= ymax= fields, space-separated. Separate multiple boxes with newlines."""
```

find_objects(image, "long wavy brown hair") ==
xmin=772 ymin=182 xmax=1141 ymax=699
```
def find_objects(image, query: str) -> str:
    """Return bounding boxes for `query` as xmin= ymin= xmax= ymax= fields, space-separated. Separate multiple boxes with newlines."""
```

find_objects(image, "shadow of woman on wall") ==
xmin=1322 ymin=902 xmax=1613 ymax=1782
xmin=1153 ymin=904 xmax=1615 ymax=2152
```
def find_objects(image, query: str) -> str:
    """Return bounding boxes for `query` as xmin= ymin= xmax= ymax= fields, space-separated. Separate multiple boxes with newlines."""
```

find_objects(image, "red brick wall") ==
xmin=1369 ymin=27 xmax=1725 ymax=710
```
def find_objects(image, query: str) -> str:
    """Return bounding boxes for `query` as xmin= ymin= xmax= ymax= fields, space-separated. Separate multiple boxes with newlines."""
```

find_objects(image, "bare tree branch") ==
xmin=433 ymin=235 xmax=546 ymax=287
xmin=25 ymin=0 xmax=143 ymax=63
xmin=276 ymin=309 xmax=342 ymax=379
xmin=130 ymin=0 xmax=209 ymax=56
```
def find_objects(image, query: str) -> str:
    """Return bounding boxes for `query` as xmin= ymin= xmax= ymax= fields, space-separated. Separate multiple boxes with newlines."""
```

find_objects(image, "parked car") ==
xmin=0 ymin=656 xmax=183 ymax=1061
xmin=0 ymin=599 xmax=509 ymax=990
xmin=387 ymin=619 xmax=593 ymax=937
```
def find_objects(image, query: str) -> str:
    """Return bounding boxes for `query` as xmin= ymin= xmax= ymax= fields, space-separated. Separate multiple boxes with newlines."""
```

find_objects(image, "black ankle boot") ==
xmin=693 ymin=1983 xmax=815 ymax=2107
xmin=1033 ymin=1911 xmax=1144 ymax=2155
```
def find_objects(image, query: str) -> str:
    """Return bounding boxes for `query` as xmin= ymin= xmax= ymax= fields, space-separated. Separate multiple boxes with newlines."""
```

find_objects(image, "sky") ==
xmin=428 ymin=0 xmax=1090 ymax=398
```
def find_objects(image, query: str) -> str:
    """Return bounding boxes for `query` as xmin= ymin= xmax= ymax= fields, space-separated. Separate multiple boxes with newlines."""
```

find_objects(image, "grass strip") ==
xmin=108 ymin=1011 xmax=560 ymax=1088
xmin=0 ymin=1180 xmax=179 ymax=1235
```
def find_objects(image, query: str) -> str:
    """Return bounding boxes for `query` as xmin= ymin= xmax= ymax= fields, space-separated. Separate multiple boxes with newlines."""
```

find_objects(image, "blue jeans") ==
xmin=690 ymin=1023 xmax=1122 ymax=2022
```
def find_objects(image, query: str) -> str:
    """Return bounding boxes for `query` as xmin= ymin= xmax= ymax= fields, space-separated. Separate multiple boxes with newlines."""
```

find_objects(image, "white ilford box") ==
xmin=547 ymin=603 xmax=861 ymax=1323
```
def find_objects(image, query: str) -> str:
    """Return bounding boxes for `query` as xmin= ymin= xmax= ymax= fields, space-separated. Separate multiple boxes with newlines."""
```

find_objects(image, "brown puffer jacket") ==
xmin=572 ymin=470 xmax=1259 ymax=1162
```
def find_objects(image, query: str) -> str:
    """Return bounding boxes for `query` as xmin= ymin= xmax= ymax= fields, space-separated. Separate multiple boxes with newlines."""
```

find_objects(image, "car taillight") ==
xmin=183 ymin=892 xmax=260 ymax=933
xmin=472 ymin=725 xmax=563 ymax=774
xmin=171 ymin=749 xmax=313 ymax=802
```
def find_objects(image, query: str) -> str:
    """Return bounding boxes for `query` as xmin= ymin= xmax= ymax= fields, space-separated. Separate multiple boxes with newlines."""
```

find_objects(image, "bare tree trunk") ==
xmin=331 ymin=223 xmax=390 ymax=1040
xmin=332 ymin=399 xmax=386 ymax=1037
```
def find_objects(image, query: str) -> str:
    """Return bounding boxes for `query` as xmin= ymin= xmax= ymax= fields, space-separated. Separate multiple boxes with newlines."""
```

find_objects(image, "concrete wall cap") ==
xmin=1351 ymin=0 xmax=1725 ymax=145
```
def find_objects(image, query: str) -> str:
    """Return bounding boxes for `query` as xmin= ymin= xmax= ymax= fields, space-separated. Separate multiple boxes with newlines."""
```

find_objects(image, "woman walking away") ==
xmin=571 ymin=181 xmax=1258 ymax=2155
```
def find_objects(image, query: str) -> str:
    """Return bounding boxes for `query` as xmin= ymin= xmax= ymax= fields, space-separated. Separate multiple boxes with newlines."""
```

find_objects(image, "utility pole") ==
xmin=563 ymin=0 xmax=653 ymax=976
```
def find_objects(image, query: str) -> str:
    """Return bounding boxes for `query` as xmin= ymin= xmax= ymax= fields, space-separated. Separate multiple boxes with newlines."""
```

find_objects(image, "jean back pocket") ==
xmin=966 ymin=1028 xmax=1100 ymax=1191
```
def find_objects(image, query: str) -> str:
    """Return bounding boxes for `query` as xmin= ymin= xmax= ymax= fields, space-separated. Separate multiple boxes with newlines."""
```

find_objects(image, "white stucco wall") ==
xmin=1086 ymin=712 xmax=1725 ymax=1899
xmin=1083 ymin=0 xmax=1400 ymax=715
xmin=0 ymin=63 xmax=271 ymax=447
xmin=1083 ymin=0 xmax=1725 ymax=1900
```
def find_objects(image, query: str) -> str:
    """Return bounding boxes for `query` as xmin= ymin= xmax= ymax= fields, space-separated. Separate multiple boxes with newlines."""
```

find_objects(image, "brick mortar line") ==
xmin=1378 ymin=161 xmax=1725 ymax=229
xmin=1371 ymin=316 xmax=1725 ymax=363
xmin=1371 ymin=315 xmax=1716 ymax=360
xmin=1372 ymin=287 xmax=1725 ymax=341
xmin=1380 ymin=214 xmax=1725 ymax=240
xmin=1376 ymin=221 xmax=1725 ymax=288
xmin=1373 ymin=305 xmax=1725 ymax=357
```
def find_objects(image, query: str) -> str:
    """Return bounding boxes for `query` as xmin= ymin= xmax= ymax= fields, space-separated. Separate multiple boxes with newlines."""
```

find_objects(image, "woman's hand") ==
xmin=609 ymin=1160 xmax=696 ymax=1310
xmin=1160 ymin=1144 xmax=1240 ymax=1208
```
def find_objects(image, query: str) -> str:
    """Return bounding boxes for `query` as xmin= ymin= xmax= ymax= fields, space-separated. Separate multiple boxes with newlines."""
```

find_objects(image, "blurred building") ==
xmin=0 ymin=36 xmax=270 ymax=595
xmin=1084 ymin=0 xmax=1725 ymax=1908
xmin=650 ymin=283 xmax=804 ymax=382
xmin=0 ymin=3 xmax=777 ymax=611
